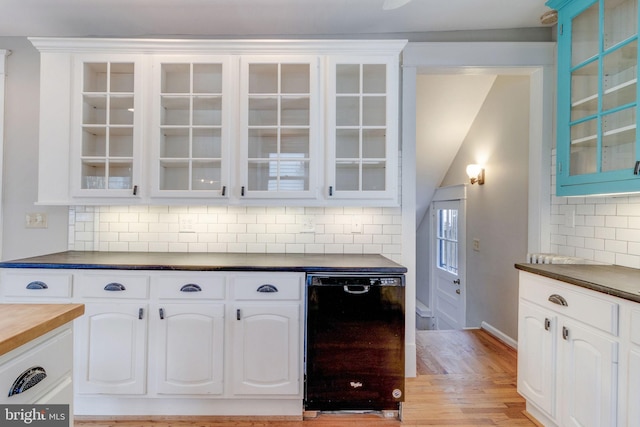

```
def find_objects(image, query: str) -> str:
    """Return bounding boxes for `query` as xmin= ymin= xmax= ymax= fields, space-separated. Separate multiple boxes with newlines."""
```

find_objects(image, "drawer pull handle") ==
xmin=257 ymin=284 xmax=278 ymax=293
xmin=159 ymin=308 xmax=165 ymax=320
xmin=344 ymin=285 xmax=370 ymax=294
xmin=180 ymin=284 xmax=202 ymax=292
xmin=562 ymin=326 xmax=569 ymax=340
xmin=548 ymin=294 xmax=568 ymax=306
xmin=237 ymin=309 xmax=241 ymax=320
xmin=221 ymin=185 xmax=226 ymax=196
xmin=9 ymin=366 xmax=47 ymax=397
xmin=241 ymin=186 xmax=245 ymax=196
xmin=138 ymin=308 xmax=144 ymax=320
xmin=104 ymin=282 xmax=126 ymax=292
xmin=544 ymin=318 xmax=551 ymax=331
xmin=329 ymin=186 xmax=333 ymax=196
xmin=634 ymin=160 xmax=640 ymax=175
xmin=26 ymin=281 xmax=48 ymax=290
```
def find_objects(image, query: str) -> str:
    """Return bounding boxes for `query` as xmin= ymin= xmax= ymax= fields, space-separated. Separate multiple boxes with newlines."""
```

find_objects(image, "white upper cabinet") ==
xmin=326 ymin=56 xmax=400 ymax=203
xmin=239 ymin=56 xmax=318 ymax=200
xmin=31 ymin=38 xmax=406 ymax=206
xmin=150 ymin=56 xmax=232 ymax=200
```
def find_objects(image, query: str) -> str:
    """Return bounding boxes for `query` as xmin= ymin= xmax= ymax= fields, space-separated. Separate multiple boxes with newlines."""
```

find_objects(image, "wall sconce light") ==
xmin=466 ymin=164 xmax=485 ymax=185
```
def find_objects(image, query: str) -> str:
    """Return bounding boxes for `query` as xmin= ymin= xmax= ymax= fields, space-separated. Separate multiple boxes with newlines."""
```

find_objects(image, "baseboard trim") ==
xmin=480 ymin=321 xmax=517 ymax=350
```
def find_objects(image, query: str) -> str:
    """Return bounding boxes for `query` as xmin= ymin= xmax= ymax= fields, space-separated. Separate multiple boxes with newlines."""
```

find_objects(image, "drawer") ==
xmin=154 ymin=273 xmax=226 ymax=300
xmin=232 ymin=273 xmax=303 ymax=300
xmin=0 ymin=327 xmax=72 ymax=404
xmin=75 ymin=273 xmax=149 ymax=299
xmin=1 ymin=270 xmax=72 ymax=298
xmin=520 ymin=271 xmax=619 ymax=335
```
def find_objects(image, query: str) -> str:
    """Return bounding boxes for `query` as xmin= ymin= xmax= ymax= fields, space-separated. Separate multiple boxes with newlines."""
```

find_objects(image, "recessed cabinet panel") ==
xmin=551 ymin=0 xmax=640 ymax=195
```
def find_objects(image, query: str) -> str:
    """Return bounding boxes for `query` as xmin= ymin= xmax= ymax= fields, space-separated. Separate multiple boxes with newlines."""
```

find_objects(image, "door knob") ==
xmin=453 ymin=279 xmax=460 ymax=285
xmin=456 ymin=289 xmax=461 ymax=294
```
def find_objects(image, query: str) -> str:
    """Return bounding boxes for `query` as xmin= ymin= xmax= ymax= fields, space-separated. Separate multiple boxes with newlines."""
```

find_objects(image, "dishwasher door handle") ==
xmin=343 ymin=285 xmax=370 ymax=294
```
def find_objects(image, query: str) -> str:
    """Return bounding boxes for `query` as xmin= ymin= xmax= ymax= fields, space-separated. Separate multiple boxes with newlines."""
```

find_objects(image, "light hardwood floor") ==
xmin=76 ymin=329 xmax=537 ymax=427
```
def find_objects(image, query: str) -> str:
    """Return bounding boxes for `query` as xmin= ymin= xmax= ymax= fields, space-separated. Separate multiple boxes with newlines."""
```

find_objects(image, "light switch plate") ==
xmin=25 ymin=212 xmax=48 ymax=229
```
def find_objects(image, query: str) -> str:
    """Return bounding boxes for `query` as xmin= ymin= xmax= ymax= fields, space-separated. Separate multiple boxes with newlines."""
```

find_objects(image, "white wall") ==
xmin=440 ymin=75 xmax=530 ymax=340
xmin=1 ymin=37 xmax=68 ymax=260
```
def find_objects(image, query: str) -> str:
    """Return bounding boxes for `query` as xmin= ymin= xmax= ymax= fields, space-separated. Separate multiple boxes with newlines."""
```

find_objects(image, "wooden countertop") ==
xmin=515 ymin=263 xmax=640 ymax=303
xmin=0 ymin=251 xmax=407 ymax=273
xmin=0 ymin=304 xmax=85 ymax=356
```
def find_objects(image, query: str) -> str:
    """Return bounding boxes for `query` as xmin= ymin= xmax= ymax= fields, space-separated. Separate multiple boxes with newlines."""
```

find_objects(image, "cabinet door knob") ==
xmin=548 ymin=294 xmax=568 ymax=306
xmin=159 ymin=308 xmax=165 ymax=320
xmin=133 ymin=185 xmax=138 ymax=196
xmin=26 ymin=281 xmax=48 ymax=290
xmin=241 ymin=186 xmax=245 ymax=196
xmin=329 ymin=186 xmax=334 ymax=196
xmin=138 ymin=308 xmax=144 ymax=320
xmin=562 ymin=326 xmax=569 ymax=340
xmin=221 ymin=185 xmax=227 ymax=196
xmin=545 ymin=318 xmax=551 ymax=331
xmin=236 ymin=309 xmax=241 ymax=320
xmin=104 ymin=282 xmax=126 ymax=291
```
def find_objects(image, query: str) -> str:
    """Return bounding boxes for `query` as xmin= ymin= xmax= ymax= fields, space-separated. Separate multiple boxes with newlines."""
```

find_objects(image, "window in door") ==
xmin=437 ymin=208 xmax=459 ymax=275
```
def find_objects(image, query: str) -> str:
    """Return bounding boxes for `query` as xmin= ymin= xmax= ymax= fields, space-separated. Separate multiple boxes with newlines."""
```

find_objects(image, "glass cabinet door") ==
xmin=78 ymin=59 xmax=139 ymax=196
xmin=240 ymin=57 xmax=316 ymax=198
xmin=152 ymin=58 xmax=228 ymax=197
xmin=327 ymin=57 xmax=398 ymax=201
xmin=555 ymin=0 xmax=640 ymax=195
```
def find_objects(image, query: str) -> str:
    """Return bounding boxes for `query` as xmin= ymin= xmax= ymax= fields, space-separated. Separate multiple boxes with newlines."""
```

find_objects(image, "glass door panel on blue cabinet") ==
xmin=549 ymin=0 xmax=640 ymax=195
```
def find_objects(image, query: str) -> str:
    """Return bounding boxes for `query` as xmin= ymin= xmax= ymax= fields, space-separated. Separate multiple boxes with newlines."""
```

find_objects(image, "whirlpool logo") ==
xmin=1 ymin=405 xmax=69 ymax=426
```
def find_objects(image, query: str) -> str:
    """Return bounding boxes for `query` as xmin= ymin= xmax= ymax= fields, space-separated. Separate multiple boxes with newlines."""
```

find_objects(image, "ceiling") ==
xmin=0 ymin=0 xmax=551 ymax=38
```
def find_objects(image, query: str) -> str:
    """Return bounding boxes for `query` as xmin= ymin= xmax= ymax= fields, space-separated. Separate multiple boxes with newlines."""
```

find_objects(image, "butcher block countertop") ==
xmin=0 ymin=251 xmax=407 ymax=273
xmin=0 ymin=304 xmax=84 ymax=356
xmin=515 ymin=263 xmax=640 ymax=304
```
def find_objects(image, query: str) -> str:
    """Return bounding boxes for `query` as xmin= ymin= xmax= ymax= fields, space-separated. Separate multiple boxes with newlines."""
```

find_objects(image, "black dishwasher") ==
xmin=305 ymin=273 xmax=405 ymax=412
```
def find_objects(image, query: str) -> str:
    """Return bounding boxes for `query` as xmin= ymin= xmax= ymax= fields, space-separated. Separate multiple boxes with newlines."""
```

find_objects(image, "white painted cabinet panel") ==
xmin=153 ymin=303 xmax=224 ymax=395
xmin=231 ymin=304 xmax=300 ymax=396
xmin=76 ymin=303 xmax=148 ymax=395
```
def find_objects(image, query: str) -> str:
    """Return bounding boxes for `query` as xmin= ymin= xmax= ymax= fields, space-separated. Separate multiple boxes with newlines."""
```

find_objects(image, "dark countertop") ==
xmin=0 ymin=251 xmax=407 ymax=274
xmin=515 ymin=263 xmax=640 ymax=304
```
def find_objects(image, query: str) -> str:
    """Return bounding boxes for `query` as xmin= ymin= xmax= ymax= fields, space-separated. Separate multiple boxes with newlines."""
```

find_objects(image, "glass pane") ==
xmin=281 ymin=129 xmax=309 ymax=156
xmin=161 ymin=128 xmax=189 ymax=158
xmin=281 ymin=64 xmax=310 ymax=93
xmin=362 ymin=161 xmax=385 ymax=191
xmin=109 ymin=95 xmax=134 ymax=125
xmin=193 ymin=96 xmax=222 ymax=126
xmin=362 ymin=64 xmax=386 ymax=93
xmin=336 ymin=96 xmax=360 ymax=126
xmin=161 ymin=63 xmax=190 ymax=93
xmin=363 ymin=129 xmax=386 ymax=158
xmin=248 ymin=129 xmax=277 ymax=158
xmin=336 ymin=129 xmax=359 ymax=158
xmin=192 ymin=161 xmax=222 ymax=190
xmin=335 ymin=161 xmax=359 ymax=191
xmin=249 ymin=64 xmax=278 ymax=94
xmin=193 ymin=63 xmax=223 ymax=94
xmin=247 ymin=160 xmax=270 ymax=191
xmin=160 ymin=161 xmax=189 ymax=190
xmin=84 ymin=63 xmax=108 ymax=92
xmin=281 ymin=96 xmax=309 ymax=126
xmin=336 ymin=64 xmax=360 ymax=93
xmin=571 ymin=60 xmax=599 ymax=121
xmin=82 ymin=127 xmax=106 ymax=157
xmin=82 ymin=161 xmax=106 ymax=189
xmin=604 ymin=0 xmax=638 ymax=49
xmin=362 ymin=96 xmax=386 ymax=126
xmin=193 ymin=128 xmax=221 ymax=158
xmin=603 ymin=41 xmax=638 ymax=111
xmin=83 ymin=95 xmax=107 ymax=125
xmin=437 ymin=209 xmax=459 ymax=274
xmin=248 ymin=97 xmax=278 ymax=126
xmin=280 ymin=159 xmax=309 ymax=191
xmin=108 ymin=162 xmax=132 ymax=189
xmin=602 ymin=107 xmax=637 ymax=171
xmin=161 ymin=96 xmax=190 ymax=126
xmin=570 ymin=119 xmax=598 ymax=175
xmin=109 ymin=63 xmax=134 ymax=93
xmin=109 ymin=128 xmax=133 ymax=157
xmin=572 ymin=2 xmax=600 ymax=66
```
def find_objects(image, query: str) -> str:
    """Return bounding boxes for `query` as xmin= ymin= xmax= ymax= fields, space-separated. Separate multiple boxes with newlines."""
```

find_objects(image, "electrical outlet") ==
xmin=301 ymin=216 xmax=315 ymax=233
xmin=179 ymin=215 xmax=196 ymax=233
xmin=25 ymin=213 xmax=48 ymax=229
xmin=351 ymin=217 xmax=363 ymax=234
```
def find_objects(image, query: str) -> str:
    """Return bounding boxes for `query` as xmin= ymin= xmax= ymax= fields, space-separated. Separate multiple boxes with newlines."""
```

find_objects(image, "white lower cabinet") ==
xmin=622 ymin=307 xmax=640 ymax=427
xmin=152 ymin=303 xmax=224 ymax=395
xmin=76 ymin=303 xmax=148 ymax=395
xmin=231 ymin=303 xmax=300 ymax=395
xmin=518 ymin=271 xmax=619 ymax=427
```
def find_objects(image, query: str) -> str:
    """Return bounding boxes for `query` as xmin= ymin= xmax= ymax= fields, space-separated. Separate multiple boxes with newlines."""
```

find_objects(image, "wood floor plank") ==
xmin=76 ymin=329 xmax=537 ymax=427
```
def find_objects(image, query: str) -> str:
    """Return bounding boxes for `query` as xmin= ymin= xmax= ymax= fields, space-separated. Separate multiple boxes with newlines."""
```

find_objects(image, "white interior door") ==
xmin=431 ymin=198 xmax=466 ymax=330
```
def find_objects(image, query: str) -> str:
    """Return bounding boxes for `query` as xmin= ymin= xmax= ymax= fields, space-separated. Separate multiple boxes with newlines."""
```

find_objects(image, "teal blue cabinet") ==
xmin=549 ymin=0 xmax=640 ymax=196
